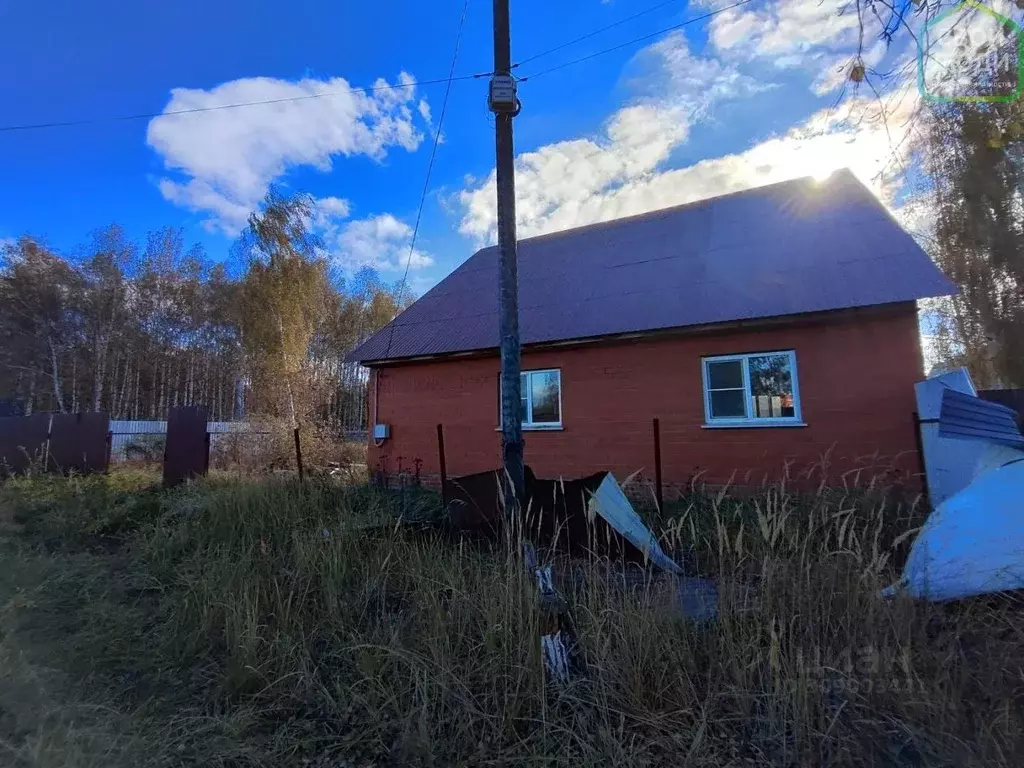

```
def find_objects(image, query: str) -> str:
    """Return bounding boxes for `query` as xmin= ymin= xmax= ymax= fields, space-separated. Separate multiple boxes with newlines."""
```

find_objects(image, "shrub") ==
xmin=209 ymin=420 xmax=367 ymax=474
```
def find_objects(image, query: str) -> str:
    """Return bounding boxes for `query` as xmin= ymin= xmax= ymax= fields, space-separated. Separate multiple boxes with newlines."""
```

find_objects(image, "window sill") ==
xmin=702 ymin=421 xmax=807 ymax=430
xmin=496 ymin=424 xmax=564 ymax=432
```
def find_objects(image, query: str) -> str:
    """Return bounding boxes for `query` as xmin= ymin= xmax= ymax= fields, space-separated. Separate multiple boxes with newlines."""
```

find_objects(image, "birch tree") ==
xmin=239 ymin=191 xmax=329 ymax=427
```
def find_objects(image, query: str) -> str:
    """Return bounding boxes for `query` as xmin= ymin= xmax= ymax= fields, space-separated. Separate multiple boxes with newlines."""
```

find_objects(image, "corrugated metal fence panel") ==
xmin=48 ymin=412 xmax=110 ymax=475
xmin=109 ymin=420 xmax=168 ymax=462
xmin=0 ymin=414 xmax=51 ymax=476
xmin=108 ymin=421 xmax=278 ymax=463
xmin=105 ymin=419 xmax=362 ymax=467
xmin=939 ymin=389 xmax=1024 ymax=448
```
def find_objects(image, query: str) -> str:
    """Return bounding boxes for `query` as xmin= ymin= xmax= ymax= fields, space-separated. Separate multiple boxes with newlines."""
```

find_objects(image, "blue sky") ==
xmin=2 ymin=0 xmax=1011 ymax=293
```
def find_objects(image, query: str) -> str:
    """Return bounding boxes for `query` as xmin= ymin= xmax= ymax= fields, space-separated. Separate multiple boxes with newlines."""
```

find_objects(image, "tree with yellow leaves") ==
xmin=239 ymin=190 xmax=329 ymax=427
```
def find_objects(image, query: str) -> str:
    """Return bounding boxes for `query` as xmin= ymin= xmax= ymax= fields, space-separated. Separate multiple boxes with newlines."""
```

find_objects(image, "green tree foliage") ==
xmin=0 ymin=209 xmax=403 ymax=424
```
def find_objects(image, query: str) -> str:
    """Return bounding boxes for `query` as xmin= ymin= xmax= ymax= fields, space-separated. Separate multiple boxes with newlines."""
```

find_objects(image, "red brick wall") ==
xmin=366 ymin=306 xmax=924 ymax=490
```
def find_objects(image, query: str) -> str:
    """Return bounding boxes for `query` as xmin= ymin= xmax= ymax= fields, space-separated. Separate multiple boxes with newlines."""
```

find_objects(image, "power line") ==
xmin=519 ymin=0 xmax=757 ymax=81
xmin=513 ymin=0 xmax=688 ymax=70
xmin=384 ymin=0 xmax=470 ymax=358
xmin=2 ymin=0 xmax=755 ymax=134
xmin=0 ymin=71 xmax=491 ymax=133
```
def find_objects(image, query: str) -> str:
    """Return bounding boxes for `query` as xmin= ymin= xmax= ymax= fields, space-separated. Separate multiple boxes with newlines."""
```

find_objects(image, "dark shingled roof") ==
xmin=348 ymin=170 xmax=954 ymax=363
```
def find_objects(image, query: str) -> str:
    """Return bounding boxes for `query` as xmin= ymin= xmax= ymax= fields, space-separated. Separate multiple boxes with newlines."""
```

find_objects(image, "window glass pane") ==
xmin=710 ymin=389 xmax=746 ymax=419
xmin=748 ymin=354 xmax=795 ymax=418
xmin=530 ymin=371 xmax=561 ymax=423
xmin=707 ymin=360 xmax=743 ymax=390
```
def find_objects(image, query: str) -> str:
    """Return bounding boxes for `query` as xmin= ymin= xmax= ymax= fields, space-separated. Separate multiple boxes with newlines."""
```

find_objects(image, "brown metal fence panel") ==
xmin=0 ymin=414 xmax=52 ymax=477
xmin=163 ymin=406 xmax=209 ymax=487
xmin=48 ymin=412 xmax=111 ymax=475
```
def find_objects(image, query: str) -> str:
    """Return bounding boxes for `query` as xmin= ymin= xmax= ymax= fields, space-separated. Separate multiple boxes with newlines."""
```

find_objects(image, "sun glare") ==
xmin=789 ymin=142 xmax=845 ymax=182
xmin=811 ymin=165 xmax=838 ymax=182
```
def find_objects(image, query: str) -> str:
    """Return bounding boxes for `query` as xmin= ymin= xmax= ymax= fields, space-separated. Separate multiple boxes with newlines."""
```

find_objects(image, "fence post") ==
xmin=437 ymin=423 xmax=448 ymax=511
xmin=912 ymin=411 xmax=930 ymax=507
xmin=653 ymin=417 xmax=663 ymax=515
xmin=293 ymin=425 xmax=304 ymax=482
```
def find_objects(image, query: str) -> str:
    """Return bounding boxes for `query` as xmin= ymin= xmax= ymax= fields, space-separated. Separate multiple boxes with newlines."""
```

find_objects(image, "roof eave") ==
xmin=350 ymin=299 xmax=931 ymax=367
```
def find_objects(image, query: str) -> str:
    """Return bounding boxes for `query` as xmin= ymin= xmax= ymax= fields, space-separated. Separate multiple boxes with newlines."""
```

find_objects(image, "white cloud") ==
xmin=460 ymin=61 xmax=920 ymax=244
xmin=312 ymin=195 xmax=351 ymax=224
xmin=705 ymin=0 xmax=899 ymax=95
xmin=301 ymin=197 xmax=432 ymax=274
xmin=418 ymin=99 xmax=432 ymax=123
xmin=147 ymin=73 xmax=428 ymax=233
xmin=454 ymin=1 xmax=941 ymax=244
xmin=458 ymin=106 xmax=687 ymax=244
xmin=330 ymin=214 xmax=433 ymax=272
xmin=810 ymin=40 xmax=887 ymax=95
xmin=158 ymin=178 xmax=253 ymax=232
xmin=630 ymin=30 xmax=773 ymax=103
xmin=459 ymin=31 xmax=772 ymax=243
xmin=302 ymin=195 xmax=354 ymax=250
xmin=709 ymin=0 xmax=861 ymax=59
xmin=891 ymin=193 xmax=937 ymax=245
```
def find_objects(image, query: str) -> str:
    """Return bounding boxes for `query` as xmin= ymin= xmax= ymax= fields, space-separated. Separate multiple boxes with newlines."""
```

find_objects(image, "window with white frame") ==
xmin=702 ymin=351 xmax=802 ymax=426
xmin=500 ymin=369 xmax=562 ymax=428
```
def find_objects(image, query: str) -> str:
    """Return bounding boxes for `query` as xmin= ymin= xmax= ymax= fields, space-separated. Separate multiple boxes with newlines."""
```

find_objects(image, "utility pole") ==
xmin=489 ymin=0 xmax=524 ymax=510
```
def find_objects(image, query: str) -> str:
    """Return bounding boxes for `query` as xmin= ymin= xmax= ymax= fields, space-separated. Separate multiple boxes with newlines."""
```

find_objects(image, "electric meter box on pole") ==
xmin=488 ymin=74 xmax=518 ymax=113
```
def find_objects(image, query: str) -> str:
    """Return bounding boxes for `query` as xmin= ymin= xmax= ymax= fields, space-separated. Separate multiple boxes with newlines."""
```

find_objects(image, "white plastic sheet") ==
xmin=914 ymin=369 xmax=980 ymax=505
xmin=587 ymin=474 xmax=683 ymax=574
xmin=896 ymin=459 xmax=1024 ymax=601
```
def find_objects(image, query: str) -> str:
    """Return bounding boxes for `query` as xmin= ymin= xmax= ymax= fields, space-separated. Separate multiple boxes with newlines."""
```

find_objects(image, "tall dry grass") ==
xmin=0 ymin=471 xmax=1021 ymax=766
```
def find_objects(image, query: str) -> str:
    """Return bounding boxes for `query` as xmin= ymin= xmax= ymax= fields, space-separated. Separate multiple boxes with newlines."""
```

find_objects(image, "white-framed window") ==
xmin=500 ymin=368 xmax=562 ymax=428
xmin=702 ymin=350 xmax=803 ymax=427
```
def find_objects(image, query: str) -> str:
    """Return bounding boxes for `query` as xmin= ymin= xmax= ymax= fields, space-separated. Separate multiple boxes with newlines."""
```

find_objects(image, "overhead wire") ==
xmin=517 ymin=0 xmax=758 ymax=80
xmin=0 ymin=71 xmax=492 ymax=133
xmin=382 ymin=0 xmax=471 ymax=360
xmin=1 ymin=0 xmax=758 ymax=133
xmin=511 ymin=0 xmax=689 ymax=70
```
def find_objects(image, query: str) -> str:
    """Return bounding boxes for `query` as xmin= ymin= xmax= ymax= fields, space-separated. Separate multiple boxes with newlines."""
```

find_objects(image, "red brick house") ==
xmin=348 ymin=171 xmax=954 ymax=488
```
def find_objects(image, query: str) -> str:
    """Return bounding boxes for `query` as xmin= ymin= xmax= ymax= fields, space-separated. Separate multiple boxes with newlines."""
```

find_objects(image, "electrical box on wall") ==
xmin=373 ymin=423 xmax=390 ymax=440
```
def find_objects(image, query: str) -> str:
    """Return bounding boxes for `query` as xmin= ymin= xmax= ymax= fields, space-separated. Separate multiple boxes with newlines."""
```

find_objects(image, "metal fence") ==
xmin=1 ymin=412 xmax=368 ymax=478
xmin=109 ymin=421 xmax=368 ymax=465
xmin=109 ymin=420 xmax=276 ymax=463
xmin=0 ymin=412 xmax=113 ymax=477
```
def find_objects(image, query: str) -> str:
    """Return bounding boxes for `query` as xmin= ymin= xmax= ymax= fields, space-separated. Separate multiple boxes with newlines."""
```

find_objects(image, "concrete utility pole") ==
xmin=489 ymin=0 xmax=525 ymax=509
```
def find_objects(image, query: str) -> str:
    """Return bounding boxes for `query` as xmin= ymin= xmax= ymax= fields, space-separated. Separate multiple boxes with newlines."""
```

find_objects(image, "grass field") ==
xmin=0 ymin=470 xmax=1021 ymax=766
